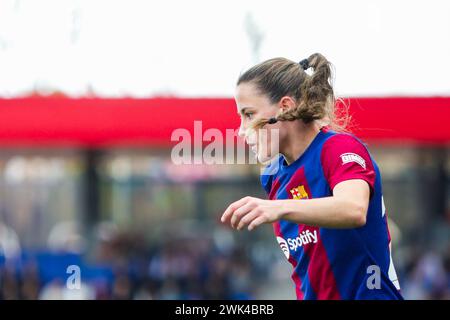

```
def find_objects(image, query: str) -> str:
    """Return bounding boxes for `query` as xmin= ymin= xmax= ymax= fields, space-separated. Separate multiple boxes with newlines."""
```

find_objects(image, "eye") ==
xmin=244 ymin=112 xmax=254 ymax=120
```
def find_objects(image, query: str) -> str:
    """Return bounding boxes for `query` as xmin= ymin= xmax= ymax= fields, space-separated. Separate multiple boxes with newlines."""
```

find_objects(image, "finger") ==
xmin=237 ymin=208 xmax=261 ymax=230
xmin=248 ymin=215 xmax=268 ymax=231
xmin=222 ymin=198 xmax=248 ymax=224
xmin=221 ymin=197 xmax=251 ymax=223
xmin=230 ymin=201 xmax=256 ymax=229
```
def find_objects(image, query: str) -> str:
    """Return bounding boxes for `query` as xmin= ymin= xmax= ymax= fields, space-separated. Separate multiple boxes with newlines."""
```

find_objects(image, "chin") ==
xmin=257 ymin=152 xmax=277 ymax=165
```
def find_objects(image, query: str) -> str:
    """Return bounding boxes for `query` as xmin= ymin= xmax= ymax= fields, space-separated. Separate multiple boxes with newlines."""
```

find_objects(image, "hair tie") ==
xmin=299 ymin=59 xmax=309 ymax=70
xmin=267 ymin=117 xmax=278 ymax=124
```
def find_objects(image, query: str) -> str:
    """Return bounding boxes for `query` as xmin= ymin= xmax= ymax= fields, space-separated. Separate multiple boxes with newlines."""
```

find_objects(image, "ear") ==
xmin=278 ymin=96 xmax=297 ymax=112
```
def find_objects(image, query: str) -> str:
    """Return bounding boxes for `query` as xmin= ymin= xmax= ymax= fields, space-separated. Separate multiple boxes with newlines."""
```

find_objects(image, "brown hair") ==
xmin=237 ymin=53 xmax=349 ymax=131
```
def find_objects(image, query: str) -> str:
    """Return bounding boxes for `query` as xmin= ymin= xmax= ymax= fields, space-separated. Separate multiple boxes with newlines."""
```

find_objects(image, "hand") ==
xmin=220 ymin=196 xmax=283 ymax=231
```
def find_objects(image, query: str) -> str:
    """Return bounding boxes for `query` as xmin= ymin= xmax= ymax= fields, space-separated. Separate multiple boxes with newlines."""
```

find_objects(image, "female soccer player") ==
xmin=221 ymin=53 xmax=403 ymax=300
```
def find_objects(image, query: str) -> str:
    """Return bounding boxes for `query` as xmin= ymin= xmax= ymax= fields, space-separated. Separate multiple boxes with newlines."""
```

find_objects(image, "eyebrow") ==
xmin=238 ymin=107 xmax=253 ymax=116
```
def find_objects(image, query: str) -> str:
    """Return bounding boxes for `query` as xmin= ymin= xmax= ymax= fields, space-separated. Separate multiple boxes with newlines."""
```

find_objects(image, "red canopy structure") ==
xmin=0 ymin=97 xmax=448 ymax=147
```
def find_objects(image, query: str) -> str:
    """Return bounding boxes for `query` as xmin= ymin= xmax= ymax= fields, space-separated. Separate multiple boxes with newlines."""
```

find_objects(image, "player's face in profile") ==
xmin=235 ymin=83 xmax=281 ymax=163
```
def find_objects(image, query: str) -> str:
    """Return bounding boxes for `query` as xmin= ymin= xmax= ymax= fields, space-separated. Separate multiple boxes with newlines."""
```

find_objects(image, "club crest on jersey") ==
xmin=340 ymin=152 xmax=366 ymax=169
xmin=290 ymin=185 xmax=309 ymax=200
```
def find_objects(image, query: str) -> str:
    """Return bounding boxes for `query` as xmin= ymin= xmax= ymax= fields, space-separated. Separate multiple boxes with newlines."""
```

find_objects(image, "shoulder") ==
xmin=319 ymin=131 xmax=377 ymax=193
xmin=322 ymin=131 xmax=368 ymax=149
xmin=320 ymin=132 xmax=372 ymax=161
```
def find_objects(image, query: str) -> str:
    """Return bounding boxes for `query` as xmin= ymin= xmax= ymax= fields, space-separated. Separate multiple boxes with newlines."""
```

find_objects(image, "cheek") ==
xmin=261 ymin=128 xmax=282 ymax=154
xmin=255 ymin=130 xmax=279 ymax=163
xmin=256 ymin=129 xmax=272 ymax=150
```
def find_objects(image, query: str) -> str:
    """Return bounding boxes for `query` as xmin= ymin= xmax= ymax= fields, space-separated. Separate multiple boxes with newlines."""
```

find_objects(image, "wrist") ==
xmin=277 ymin=200 xmax=292 ymax=220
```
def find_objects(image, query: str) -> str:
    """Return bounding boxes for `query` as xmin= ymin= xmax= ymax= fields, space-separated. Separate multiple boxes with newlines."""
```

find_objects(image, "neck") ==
xmin=281 ymin=122 xmax=321 ymax=165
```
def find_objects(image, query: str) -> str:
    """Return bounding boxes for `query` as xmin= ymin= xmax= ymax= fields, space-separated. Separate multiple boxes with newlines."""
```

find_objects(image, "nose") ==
xmin=238 ymin=122 xmax=246 ymax=138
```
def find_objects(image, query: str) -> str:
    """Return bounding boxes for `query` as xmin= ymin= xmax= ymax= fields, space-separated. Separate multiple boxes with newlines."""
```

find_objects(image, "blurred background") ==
xmin=0 ymin=0 xmax=449 ymax=300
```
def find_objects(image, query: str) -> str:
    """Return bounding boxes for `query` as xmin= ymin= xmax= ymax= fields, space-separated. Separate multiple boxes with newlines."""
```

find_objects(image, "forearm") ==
xmin=277 ymin=196 xmax=367 ymax=229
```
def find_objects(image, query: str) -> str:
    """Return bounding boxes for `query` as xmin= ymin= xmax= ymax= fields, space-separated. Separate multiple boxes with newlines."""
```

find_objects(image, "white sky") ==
xmin=0 ymin=0 xmax=449 ymax=97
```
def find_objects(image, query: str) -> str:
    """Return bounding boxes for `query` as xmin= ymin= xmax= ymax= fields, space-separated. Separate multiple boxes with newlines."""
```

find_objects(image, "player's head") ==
xmin=235 ymin=53 xmax=341 ymax=162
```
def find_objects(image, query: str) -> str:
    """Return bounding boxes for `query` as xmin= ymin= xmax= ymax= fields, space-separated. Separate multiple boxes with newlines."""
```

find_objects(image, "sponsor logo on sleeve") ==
xmin=340 ymin=152 xmax=366 ymax=169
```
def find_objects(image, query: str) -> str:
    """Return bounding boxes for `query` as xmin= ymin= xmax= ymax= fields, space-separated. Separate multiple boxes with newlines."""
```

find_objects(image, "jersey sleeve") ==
xmin=320 ymin=134 xmax=376 ymax=195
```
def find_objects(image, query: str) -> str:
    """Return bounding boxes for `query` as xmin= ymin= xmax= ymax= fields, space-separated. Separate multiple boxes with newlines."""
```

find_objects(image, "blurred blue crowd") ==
xmin=0 ymin=230 xmax=258 ymax=300
xmin=0 ymin=227 xmax=449 ymax=300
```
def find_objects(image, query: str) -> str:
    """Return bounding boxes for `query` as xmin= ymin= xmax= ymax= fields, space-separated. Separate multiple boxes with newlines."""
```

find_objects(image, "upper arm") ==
xmin=333 ymin=179 xmax=371 ymax=212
